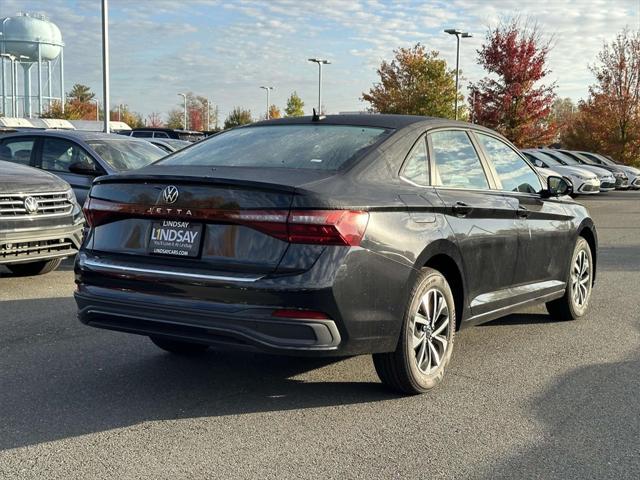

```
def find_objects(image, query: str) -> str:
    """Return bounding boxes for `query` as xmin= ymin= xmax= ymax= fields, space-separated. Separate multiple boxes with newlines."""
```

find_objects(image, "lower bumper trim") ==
xmin=75 ymin=292 xmax=342 ymax=353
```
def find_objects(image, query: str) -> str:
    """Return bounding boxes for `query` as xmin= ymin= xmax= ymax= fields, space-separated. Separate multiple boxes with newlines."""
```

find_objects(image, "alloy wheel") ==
xmin=571 ymin=249 xmax=591 ymax=307
xmin=412 ymin=288 xmax=450 ymax=374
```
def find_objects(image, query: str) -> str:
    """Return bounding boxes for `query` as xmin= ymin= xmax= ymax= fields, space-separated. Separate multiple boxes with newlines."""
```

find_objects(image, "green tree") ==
xmin=552 ymin=97 xmax=576 ymax=142
xmin=67 ymin=84 xmax=95 ymax=103
xmin=166 ymin=109 xmax=184 ymax=129
xmin=284 ymin=91 xmax=305 ymax=117
xmin=224 ymin=107 xmax=252 ymax=129
xmin=362 ymin=43 xmax=462 ymax=119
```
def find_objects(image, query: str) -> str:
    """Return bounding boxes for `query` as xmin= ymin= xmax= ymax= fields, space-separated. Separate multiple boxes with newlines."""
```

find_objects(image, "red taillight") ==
xmin=84 ymin=198 xmax=369 ymax=246
xmin=287 ymin=210 xmax=369 ymax=246
xmin=271 ymin=309 xmax=330 ymax=320
xmin=83 ymin=198 xmax=125 ymax=227
xmin=217 ymin=209 xmax=368 ymax=246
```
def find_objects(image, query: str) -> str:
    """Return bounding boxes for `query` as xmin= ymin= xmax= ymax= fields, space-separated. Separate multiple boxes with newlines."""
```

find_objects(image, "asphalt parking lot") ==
xmin=1 ymin=191 xmax=639 ymax=480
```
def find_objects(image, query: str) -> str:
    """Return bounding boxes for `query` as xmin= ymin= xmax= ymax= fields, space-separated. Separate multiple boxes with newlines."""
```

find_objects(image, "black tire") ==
xmin=6 ymin=258 xmax=62 ymax=276
xmin=149 ymin=336 xmax=209 ymax=355
xmin=546 ymin=236 xmax=593 ymax=321
xmin=373 ymin=267 xmax=456 ymax=395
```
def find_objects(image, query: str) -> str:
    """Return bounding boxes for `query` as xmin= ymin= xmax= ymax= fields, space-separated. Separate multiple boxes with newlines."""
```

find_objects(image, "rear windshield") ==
xmin=158 ymin=124 xmax=391 ymax=170
xmin=88 ymin=139 xmax=166 ymax=171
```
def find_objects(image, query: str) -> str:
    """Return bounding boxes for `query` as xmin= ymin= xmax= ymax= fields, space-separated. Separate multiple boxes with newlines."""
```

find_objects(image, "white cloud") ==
xmin=2 ymin=0 xmax=639 ymax=121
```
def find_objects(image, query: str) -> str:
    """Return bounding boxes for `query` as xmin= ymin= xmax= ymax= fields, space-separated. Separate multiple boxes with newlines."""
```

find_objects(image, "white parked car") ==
xmin=522 ymin=150 xmax=600 ymax=195
xmin=537 ymin=149 xmax=616 ymax=192
xmin=576 ymin=151 xmax=640 ymax=190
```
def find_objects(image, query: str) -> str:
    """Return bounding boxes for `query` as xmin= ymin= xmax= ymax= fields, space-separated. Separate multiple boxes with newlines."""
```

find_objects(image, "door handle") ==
xmin=452 ymin=201 xmax=472 ymax=217
xmin=517 ymin=206 xmax=530 ymax=218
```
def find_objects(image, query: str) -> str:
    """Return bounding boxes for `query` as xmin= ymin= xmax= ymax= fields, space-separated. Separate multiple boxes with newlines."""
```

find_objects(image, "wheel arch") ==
xmin=414 ymin=240 xmax=467 ymax=330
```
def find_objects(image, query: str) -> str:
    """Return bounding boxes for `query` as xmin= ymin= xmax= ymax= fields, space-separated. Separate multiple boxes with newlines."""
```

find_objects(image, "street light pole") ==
xmin=308 ymin=58 xmax=330 ymax=115
xmin=444 ymin=29 xmax=472 ymax=120
xmin=101 ymin=0 xmax=110 ymax=132
xmin=260 ymin=86 xmax=273 ymax=119
xmin=178 ymin=93 xmax=187 ymax=129
xmin=0 ymin=53 xmax=16 ymax=117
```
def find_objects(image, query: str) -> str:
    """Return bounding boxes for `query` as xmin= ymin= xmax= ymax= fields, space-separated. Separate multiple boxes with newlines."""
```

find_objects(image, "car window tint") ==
xmin=87 ymin=139 xmax=165 ymax=170
xmin=477 ymin=134 xmax=542 ymax=194
xmin=153 ymin=132 xmax=170 ymax=138
xmin=41 ymin=137 xmax=95 ymax=173
xmin=402 ymin=137 xmax=429 ymax=185
xmin=132 ymin=131 xmax=153 ymax=138
xmin=0 ymin=138 xmax=35 ymax=165
xmin=160 ymin=125 xmax=391 ymax=171
xmin=430 ymin=130 xmax=489 ymax=189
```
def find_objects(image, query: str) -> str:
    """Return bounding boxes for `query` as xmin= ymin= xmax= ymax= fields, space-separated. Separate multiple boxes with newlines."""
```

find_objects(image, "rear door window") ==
xmin=476 ymin=134 xmax=542 ymax=194
xmin=41 ymin=137 xmax=97 ymax=173
xmin=0 ymin=138 xmax=36 ymax=166
xmin=429 ymin=130 xmax=490 ymax=189
xmin=401 ymin=137 xmax=429 ymax=185
xmin=132 ymin=131 xmax=153 ymax=138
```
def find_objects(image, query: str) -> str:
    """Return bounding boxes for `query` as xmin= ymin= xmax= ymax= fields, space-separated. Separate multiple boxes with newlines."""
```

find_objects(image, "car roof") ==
xmin=0 ymin=129 xmax=149 ymax=142
xmin=251 ymin=114 xmax=497 ymax=133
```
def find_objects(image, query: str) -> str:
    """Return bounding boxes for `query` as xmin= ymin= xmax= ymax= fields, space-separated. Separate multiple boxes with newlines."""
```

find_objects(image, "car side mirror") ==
xmin=68 ymin=161 xmax=100 ymax=176
xmin=543 ymin=175 xmax=572 ymax=197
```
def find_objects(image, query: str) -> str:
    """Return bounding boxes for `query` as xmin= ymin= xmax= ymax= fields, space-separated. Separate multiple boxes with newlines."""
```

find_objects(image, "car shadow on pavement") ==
xmin=0 ymin=258 xmax=75 ymax=277
xmin=0 ymin=298 xmax=396 ymax=451
xmin=471 ymin=348 xmax=640 ymax=478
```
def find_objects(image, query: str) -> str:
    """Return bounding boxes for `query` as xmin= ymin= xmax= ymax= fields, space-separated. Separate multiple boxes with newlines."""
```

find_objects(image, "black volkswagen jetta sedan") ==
xmin=75 ymin=115 xmax=597 ymax=394
xmin=1 ymin=159 xmax=83 ymax=275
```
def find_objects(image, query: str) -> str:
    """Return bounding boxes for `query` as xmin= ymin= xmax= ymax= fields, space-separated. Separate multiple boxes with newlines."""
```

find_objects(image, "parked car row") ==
xmin=523 ymin=148 xmax=640 ymax=195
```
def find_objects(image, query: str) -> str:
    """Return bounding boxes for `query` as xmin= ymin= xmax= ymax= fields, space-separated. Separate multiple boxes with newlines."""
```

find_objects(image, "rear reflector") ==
xmin=271 ymin=309 xmax=330 ymax=320
xmin=84 ymin=199 xmax=369 ymax=246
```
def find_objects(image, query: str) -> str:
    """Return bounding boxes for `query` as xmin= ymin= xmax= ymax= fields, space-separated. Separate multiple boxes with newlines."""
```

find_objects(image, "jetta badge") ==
xmin=23 ymin=196 xmax=39 ymax=214
xmin=162 ymin=185 xmax=179 ymax=204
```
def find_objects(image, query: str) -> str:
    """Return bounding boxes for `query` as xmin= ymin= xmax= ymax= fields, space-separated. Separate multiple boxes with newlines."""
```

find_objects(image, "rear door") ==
xmin=427 ymin=129 xmax=519 ymax=317
xmin=474 ymin=132 xmax=573 ymax=287
xmin=36 ymin=136 xmax=105 ymax=205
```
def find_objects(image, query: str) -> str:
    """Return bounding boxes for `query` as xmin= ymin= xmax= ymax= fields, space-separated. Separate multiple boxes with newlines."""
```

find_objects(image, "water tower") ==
xmin=0 ymin=13 xmax=64 ymax=118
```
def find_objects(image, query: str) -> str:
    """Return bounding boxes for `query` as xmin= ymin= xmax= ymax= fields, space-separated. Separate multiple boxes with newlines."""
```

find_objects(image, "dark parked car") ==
xmin=0 ymin=159 xmax=83 ymax=275
xmin=0 ymin=130 xmax=166 ymax=205
xmin=76 ymin=115 xmax=597 ymax=394
xmin=122 ymin=128 xmax=205 ymax=142
xmin=146 ymin=138 xmax=191 ymax=153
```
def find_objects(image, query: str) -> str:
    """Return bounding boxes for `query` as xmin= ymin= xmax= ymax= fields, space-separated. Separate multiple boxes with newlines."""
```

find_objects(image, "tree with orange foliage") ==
xmin=469 ymin=18 xmax=557 ymax=148
xmin=562 ymin=29 xmax=640 ymax=166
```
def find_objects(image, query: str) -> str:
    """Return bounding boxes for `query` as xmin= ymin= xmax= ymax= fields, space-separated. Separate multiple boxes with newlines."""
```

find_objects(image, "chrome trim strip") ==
xmin=469 ymin=289 xmax=566 ymax=322
xmin=0 ymin=190 xmax=69 ymax=198
xmin=83 ymin=258 xmax=264 ymax=283
xmin=470 ymin=280 xmax=566 ymax=308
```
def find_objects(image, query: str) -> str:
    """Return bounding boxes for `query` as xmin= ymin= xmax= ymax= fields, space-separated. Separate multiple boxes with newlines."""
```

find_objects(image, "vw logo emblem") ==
xmin=162 ymin=185 xmax=179 ymax=204
xmin=23 ymin=196 xmax=39 ymax=214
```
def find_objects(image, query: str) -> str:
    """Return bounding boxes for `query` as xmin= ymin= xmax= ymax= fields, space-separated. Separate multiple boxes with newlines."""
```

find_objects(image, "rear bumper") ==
xmin=74 ymin=248 xmax=412 ymax=356
xmin=75 ymin=288 xmax=342 ymax=353
xmin=0 ymin=221 xmax=84 ymax=264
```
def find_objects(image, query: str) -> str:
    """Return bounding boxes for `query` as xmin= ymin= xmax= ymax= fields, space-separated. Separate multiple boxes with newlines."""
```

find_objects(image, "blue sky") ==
xmin=2 ymin=0 xmax=639 ymax=124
